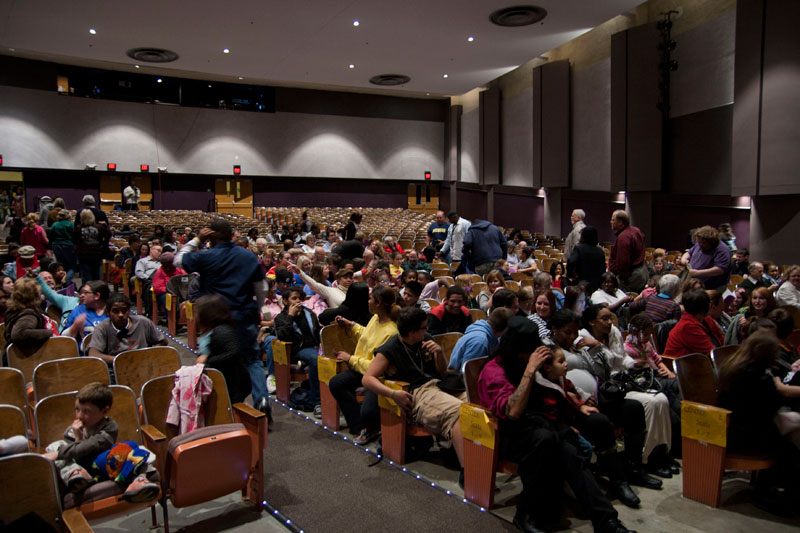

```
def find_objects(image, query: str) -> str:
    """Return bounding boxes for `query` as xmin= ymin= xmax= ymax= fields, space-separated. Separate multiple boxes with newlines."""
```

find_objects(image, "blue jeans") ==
xmin=295 ymin=346 xmax=320 ymax=405
xmin=261 ymin=335 xmax=276 ymax=375
xmin=236 ymin=322 xmax=267 ymax=406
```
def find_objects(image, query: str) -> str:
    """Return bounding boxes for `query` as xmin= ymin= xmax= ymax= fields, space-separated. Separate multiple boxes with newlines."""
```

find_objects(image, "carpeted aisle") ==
xmin=263 ymin=403 xmax=516 ymax=532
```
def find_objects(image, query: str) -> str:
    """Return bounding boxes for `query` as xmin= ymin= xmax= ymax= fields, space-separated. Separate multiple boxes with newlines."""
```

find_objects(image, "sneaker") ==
xmin=313 ymin=404 xmax=322 ymax=419
xmin=266 ymin=375 xmax=277 ymax=395
xmin=62 ymin=463 xmax=92 ymax=493
xmin=354 ymin=428 xmax=380 ymax=446
xmin=257 ymin=397 xmax=273 ymax=426
xmin=123 ymin=474 xmax=160 ymax=503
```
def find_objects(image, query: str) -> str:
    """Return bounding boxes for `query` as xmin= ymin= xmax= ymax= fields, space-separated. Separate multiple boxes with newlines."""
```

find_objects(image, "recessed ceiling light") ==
xmin=442 ymin=74 xmax=449 ymax=78
xmin=134 ymin=65 xmax=140 ymax=69
xmin=349 ymin=64 xmax=355 ymax=69
xmin=238 ymin=76 xmax=243 ymax=80
xmin=467 ymin=36 xmax=475 ymax=42
xmin=208 ymin=84 xmax=212 ymax=88
xmin=353 ymin=20 xmax=360 ymax=26
xmin=8 ymin=48 xmax=15 ymax=52
xmin=223 ymin=48 xmax=230 ymax=54
xmin=89 ymin=28 xmax=97 ymax=35
xmin=157 ymin=78 xmax=162 ymax=83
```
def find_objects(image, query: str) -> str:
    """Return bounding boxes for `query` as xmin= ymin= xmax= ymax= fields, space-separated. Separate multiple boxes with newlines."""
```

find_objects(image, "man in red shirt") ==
xmin=664 ymin=289 xmax=724 ymax=356
xmin=609 ymin=210 xmax=648 ymax=293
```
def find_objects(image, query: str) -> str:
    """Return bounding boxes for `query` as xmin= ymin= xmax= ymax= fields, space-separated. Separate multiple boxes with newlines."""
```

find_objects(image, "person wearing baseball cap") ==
xmin=3 ymin=245 xmax=40 ymax=279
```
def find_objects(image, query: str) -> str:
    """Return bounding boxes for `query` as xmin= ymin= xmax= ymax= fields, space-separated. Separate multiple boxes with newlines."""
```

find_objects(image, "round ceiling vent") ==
xmin=489 ymin=5 xmax=547 ymax=27
xmin=369 ymin=74 xmax=411 ymax=86
xmin=126 ymin=48 xmax=179 ymax=63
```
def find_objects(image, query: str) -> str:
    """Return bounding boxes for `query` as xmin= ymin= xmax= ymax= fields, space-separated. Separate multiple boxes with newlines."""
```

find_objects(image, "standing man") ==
xmin=609 ymin=210 xmax=648 ymax=293
xmin=440 ymin=211 xmax=470 ymax=272
xmin=176 ymin=219 xmax=270 ymax=416
xmin=426 ymin=210 xmax=450 ymax=256
xmin=563 ymin=209 xmax=586 ymax=258
xmin=81 ymin=195 xmax=108 ymax=226
xmin=38 ymin=195 xmax=54 ymax=228
xmin=122 ymin=180 xmax=141 ymax=211
xmin=462 ymin=219 xmax=506 ymax=276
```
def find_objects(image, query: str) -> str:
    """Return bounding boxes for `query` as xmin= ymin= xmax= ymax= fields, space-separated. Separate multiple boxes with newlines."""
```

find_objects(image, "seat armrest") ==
xmin=62 ymin=508 xmax=94 ymax=533
xmin=377 ymin=380 xmax=410 ymax=414
xmin=232 ymin=402 xmax=266 ymax=423
xmin=141 ymin=424 xmax=167 ymax=443
xmin=233 ymin=402 xmax=268 ymax=455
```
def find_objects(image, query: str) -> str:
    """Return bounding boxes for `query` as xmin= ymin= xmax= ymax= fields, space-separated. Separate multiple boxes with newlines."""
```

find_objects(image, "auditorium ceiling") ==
xmin=0 ymin=0 xmax=643 ymax=97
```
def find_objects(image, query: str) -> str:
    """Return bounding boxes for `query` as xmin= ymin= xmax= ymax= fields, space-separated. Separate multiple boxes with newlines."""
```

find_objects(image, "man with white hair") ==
xmin=82 ymin=194 xmax=108 ymax=225
xmin=564 ymin=209 xmax=586 ymax=257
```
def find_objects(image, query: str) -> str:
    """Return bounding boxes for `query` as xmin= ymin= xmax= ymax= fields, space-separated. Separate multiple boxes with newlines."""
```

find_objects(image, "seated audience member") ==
xmin=492 ymin=258 xmax=513 ymax=280
xmin=478 ymin=270 xmax=506 ymax=313
xmin=563 ymin=283 xmax=589 ymax=315
xmin=648 ymin=256 xmax=671 ymax=277
xmin=322 ymin=230 xmax=339 ymax=252
xmin=590 ymin=272 xmax=632 ymax=313
xmin=330 ymin=286 xmax=400 ymax=444
xmin=478 ymin=317 xmax=636 ymax=532
xmin=301 ymin=234 xmax=317 ymax=254
xmin=362 ymin=307 xmax=467 ymax=470
xmin=725 ymin=286 xmax=777 ymax=345
xmin=62 ymin=281 xmax=110 ymax=340
xmin=529 ymin=289 xmax=556 ymax=338
xmin=517 ymin=285 xmax=535 ymax=316
xmin=195 ymin=294 xmax=253 ymax=407
xmin=566 ymin=225 xmax=606 ymax=294
xmin=776 ymin=265 xmax=800 ymax=310
xmin=275 ymin=286 xmax=322 ymax=417
xmin=739 ymin=261 xmax=773 ymax=295
xmin=664 ymin=289 xmax=724 ymax=355
xmin=290 ymin=263 xmax=351 ymax=308
xmin=36 ymin=272 xmax=78 ymax=330
xmin=706 ymin=289 xmax=732 ymax=335
xmin=489 ymin=288 xmax=520 ymax=315
xmin=506 ymin=243 xmax=520 ymax=270
xmin=448 ymin=307 xmax=512 ymax=373
xmin=389 ymin=252 xmax=404 ymax=280
xmin=331 ymin=231 xmax=366 ymax=261
xmin=151 ymin=252 xmax=186 ymax=318
xmin=731 ymin=249 xmax=750 ymax=276
xmin=678 ymin=225 xmax=732 ymax=292
xmin=266 ymin=250 xmax=293 ymax=279
xmin=4 ymin=277 xmax=59 ymax=353
xmin=634 ymin=273 xmax=682 ymax=323
xmin=768 ymin=308 xmax=799 ymax=380
xmin=402 ymin=250 xmax=432 ymax=274
xmin=515 ymin=247 xmax=538 ymax=275
xmin=41 ymin=382 xmax=159 ymax=502
xmin=318 ymin=281 xmax=370 ymax=327
xmin=550 ymin=261 xmax=566 ymax=289
xmin=382 ymin=236 xmax=404 ymax=255
xmin=678 ymin=277 xmax=705 ymax=302
xmin=402 ymin=280 xmax=431 ymax=313
xmin=134 ymin=244 xmax=162 ymax=306
xmin=427 ymin=286 xmax=472 ymax=335
xmin=764 ymin=263 xmax=782 ymax=286
xmin=418 ymin=270 xmax=451 ymax=302
xmin=4 ymin=245 xmax=40 ymax=279
xmin=87 ymin=293 xmax=167 ymax=365
xmin=534 ymin=271 xmax=565 ymax=310
xmin=717 ymin=332 xmax=800 ymax=513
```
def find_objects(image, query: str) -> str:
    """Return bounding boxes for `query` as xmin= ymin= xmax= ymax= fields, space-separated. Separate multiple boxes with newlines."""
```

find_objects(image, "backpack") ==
xmin=288 ymin=386 xmax=315 ymax=412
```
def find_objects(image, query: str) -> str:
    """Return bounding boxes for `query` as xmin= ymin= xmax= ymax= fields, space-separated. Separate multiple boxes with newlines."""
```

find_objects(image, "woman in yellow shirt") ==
xmin=330 ymin=286 xmax=400 ymax=445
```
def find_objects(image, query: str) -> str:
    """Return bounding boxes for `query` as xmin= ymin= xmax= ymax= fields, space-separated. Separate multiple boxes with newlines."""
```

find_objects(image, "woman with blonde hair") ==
xmin=21 ymin=212 xmax=49 ymax=259
xmin=73 ymin=209 xmax=109 ymax=284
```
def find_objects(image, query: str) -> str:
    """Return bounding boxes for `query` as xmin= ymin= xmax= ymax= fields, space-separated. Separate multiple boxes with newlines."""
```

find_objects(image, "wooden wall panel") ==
xmin=479 ymin=88 xmax=501 ymax=185
xmin=531 ymin=68 xmax=543 ymax=188
xmin=540 ymin=61 xmax=570 ymax=188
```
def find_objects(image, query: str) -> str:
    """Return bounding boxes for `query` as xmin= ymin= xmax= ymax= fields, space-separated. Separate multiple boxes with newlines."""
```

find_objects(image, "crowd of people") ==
xmin=1 ymin=199 xmax=799 ymax=533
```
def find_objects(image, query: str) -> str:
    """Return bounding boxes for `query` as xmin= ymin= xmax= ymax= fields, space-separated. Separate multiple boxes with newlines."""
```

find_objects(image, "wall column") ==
xmin=543 ymin=188 xmax=561 ymax=236
xmin=750 ymin=195 xmax=800 ymax=265
xmin=625 ymin=191 xmax=653 ymax=247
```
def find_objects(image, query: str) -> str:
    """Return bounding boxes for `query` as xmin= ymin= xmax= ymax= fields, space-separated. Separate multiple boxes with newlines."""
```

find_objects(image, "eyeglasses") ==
xmin=80 ymin=289 xmax=94 ymax=295
xmin=379 ymin=279 xmax=391 ymax=284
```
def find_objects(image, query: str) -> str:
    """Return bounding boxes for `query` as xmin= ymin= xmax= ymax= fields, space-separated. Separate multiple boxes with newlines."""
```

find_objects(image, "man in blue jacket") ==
xmin=462 ymin=219 xmax=507 ymax=276
xmin=448 ymin=307 xmax=512 ymax=374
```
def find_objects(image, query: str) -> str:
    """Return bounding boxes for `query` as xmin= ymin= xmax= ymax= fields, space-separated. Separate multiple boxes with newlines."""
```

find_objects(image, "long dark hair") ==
xmin=490 ymin=317 xmax=543 ymax=386
xmin=341 ymin=282 xmax=371 ymax=326
xmin=195 ymin=294 xmax=233 ymax=331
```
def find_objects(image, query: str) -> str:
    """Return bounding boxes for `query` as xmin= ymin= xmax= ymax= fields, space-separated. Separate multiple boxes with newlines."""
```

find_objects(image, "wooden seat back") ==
xmin=7 ymin=336 xmax=80 ymax=384
xmin=80 ymin=332 xmax=93 ymax=353
xmin=320 ymin=323 xmax=358 ymax=357
xmin=0 ymin=367 xmax=27 ymax=412
xmin=472 ymin=282 xmax=489 ymax=295
xmin=113 ymin=346 xmax=181 ymax=400
xmin=462 ymin=356 xmax=489 ymax=404
xmin=32 ymin=356 xmax=110 ymax=402
xmin=141 ymin=368 xmax=233 ymax=438
xmin=675 ymin=353 xmax=719 ymax=406
xmin=45 ymin=305 xmax=62 ymax=324
xmin=504 ymin=280 xmax=519 ymax=291
xmin=34 ymin=391 xmax=79 ymax=448
xmin=0 ymin=404 xmax=28 ymax=443
xmin=0 ymin=454 xmax=64 ymax=530
xmin=710 ymin=345 xmax=739 ymax=374
xmin=432 ymin=333 xmax=462 ymax=366
xmin=469 ymin=309 xmax=487 ymax=322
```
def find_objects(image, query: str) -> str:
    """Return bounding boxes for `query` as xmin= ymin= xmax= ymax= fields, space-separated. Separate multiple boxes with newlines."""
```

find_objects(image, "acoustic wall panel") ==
xmin=540 ymin=61 xmax=571 ymax=188
xmin=479 ymin=88 xmax=501 ymax=185
xmin=531 ymin=67 xmax=543 ymax=188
